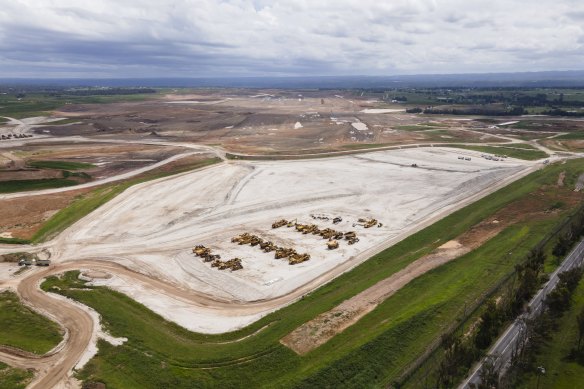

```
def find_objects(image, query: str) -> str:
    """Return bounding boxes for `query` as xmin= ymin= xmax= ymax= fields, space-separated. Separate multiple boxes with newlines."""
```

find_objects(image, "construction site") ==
xmin=0 ymin=86 xmax=572 ymax=388
xmin=21 ymin=146 xmax=527 ymax=335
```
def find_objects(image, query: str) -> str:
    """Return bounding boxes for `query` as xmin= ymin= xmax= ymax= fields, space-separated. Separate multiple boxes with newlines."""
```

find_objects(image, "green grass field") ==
xmin=38 ymin=158 xmax=584 ymax=388
xmin=556 ymin=132 xmax=584 ymax=140
xmin=0 ymin=291 xmax=63 ymax=354
xmin=0 ymin=92 xmax=159 ymax=119
xmin=27 ymin=160 xmax=96 ymax=170
xmin=446 ymin=144 xmax=549 ymax=160
xmin=0 ymin=178 xmax=78 ymax=194
xmin=0 ymin=362 xmax=33 ymax=389
xmin=516 ymin=279 xmax=584 ymax=389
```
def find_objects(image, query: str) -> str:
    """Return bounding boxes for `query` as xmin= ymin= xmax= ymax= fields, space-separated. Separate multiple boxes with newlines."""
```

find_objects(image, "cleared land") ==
xmin=1 ymin=88 xmax=584 ymax=388
xmin=11 ymin=157 xmax=579 ymax=389
xmin=45 ymin=147 xmax=531 ymax=333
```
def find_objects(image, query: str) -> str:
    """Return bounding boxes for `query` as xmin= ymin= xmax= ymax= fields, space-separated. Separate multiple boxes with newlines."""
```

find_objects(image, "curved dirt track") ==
xmin=0 ymin=266 xmax=94 ymax=389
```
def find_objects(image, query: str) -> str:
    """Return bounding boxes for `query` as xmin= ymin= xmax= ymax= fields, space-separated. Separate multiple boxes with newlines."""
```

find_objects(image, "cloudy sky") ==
xmin=1 ymin=0 xmax=583 ymax=78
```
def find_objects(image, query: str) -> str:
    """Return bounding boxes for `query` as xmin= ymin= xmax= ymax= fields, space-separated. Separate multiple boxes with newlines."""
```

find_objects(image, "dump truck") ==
xmin=327 ymin=240 xmax=339 ymax=250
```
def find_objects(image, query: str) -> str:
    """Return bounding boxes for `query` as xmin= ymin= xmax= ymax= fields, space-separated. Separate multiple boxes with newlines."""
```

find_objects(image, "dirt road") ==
xmin=0 ymin=266 xmax=93 ymax=389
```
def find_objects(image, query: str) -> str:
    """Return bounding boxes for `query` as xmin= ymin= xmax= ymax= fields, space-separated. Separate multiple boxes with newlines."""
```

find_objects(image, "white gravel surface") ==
xmin=52 ymin=147 xmax=531 ymax=333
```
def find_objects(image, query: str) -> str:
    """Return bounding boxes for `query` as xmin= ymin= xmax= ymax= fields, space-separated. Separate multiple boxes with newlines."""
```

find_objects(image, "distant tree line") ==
xmin=542 ymin=108 xmax=584 ymax=117
xmin=406 ymin=106 xmax=527 ymax=116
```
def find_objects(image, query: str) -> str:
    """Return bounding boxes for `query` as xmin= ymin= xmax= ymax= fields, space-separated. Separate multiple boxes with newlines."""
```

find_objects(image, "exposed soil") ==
xmin=0 ymin=189 xmax=91 ymax=239
xmin=558 ymin=171 xmax=566 ymax=187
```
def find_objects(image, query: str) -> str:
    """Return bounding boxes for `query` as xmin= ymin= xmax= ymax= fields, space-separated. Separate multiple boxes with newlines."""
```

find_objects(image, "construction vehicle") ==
xmin=275 ymin=247 xmax=297 ymax=259
xmin=344 ymin=231 xmax=357 ymax=239
xmin=272 ymin=219 xmax=288 ymax=229
xmin=193 ymin=245 xmax=210 ymax=256
xmin=289 ymin=253 xmax=310 ymax=265
xmin=344 ymin=231 xmax=359 ymax=245
xmin=250 ymin=236 xmax=263 ymax=246
xmin=204 ymin=254 xmax=221 ymax=262
xmin=332 ymin=217 xmax=342 ymax=224
xmin=357 ymin=218 xmax=378 ymax=228
xmin=211 ymin=257 xmax=243 ymax=271
xmin=320 ymin=228 xmax=336 ymax=239
xmin=232 ymin=233 xmax=252 ymax=245
xmin=327 ymin=240 xmax=339 ymax=250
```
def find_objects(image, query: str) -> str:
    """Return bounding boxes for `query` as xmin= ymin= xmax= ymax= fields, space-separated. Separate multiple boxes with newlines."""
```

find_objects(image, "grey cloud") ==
xmin=0 ymin=0 xmax=583 ymax=78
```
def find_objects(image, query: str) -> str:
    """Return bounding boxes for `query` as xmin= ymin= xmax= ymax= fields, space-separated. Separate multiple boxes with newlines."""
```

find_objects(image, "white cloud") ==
xmin=0 ymin=0 xmax=582 ymax=77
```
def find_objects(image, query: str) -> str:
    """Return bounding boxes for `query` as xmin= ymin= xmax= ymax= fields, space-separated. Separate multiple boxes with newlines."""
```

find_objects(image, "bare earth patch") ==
xmin=558 ymin=171 xmax=566 ymax=187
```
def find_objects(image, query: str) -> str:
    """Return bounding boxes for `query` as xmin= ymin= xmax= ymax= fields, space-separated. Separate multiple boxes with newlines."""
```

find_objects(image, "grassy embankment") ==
xmin=27 ymin=160 xmax=96 ymax=170
xmin=447 ymin=144 xmax=549 ymax=160
xmin=0 ymin=290 xmax=62 ymax=354
xmin=0 ymin=178 xmax=79 ymax=194
xmin=516 ymin=280 xmax=584 ymax=389
xmin=0 ymin=362 xmax=33 ymax=389
xmin=0 ymin=161 xmax=96 ymax=194
xmin=39 ymin=159 xmax=584 ymax=388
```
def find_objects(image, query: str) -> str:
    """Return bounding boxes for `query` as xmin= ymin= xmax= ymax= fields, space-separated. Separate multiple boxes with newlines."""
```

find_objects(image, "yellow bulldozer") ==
xmin=275 ymin=247 xmax=297 ymax=259
xmin=232 ymin=233 xmax=253 ymax=245
xmin=272 ymin=219 xmax=288 ymax=229
xmin=327 ymin=240 xmax=339 ymax=250
xmin=192 ymin=245 xmax=209 ymax=256
xmin=289 ymin=253 xmax=310 ymax=265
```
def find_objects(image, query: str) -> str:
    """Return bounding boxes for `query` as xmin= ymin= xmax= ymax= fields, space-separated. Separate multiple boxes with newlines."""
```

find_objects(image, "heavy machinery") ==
xmin=211 ymin=257 xmax=243 ymax=271
xmin=250 ymin=236 xmax=263 ymax=246
xmin=260 ymin=240 xmax=275 ymax=252
xmin=289 ymin=253 xmax=310 ymax=265
xmin=272 ymin=219 xmax=288 ymax=229
xmin=344 ymin=231 xmax=359 ymax=245
xmin=232 ymin=233 xmax=253 ymax=245
xmin=193 ymin=245 xmax=209 ymax=256
xmin=193 ymin=245 xmax=221 ymax=263
xmin=327 ymin=240 xmax=339 ymax=250
xmin=275 ymin=247 xmax=297 ymax=259
xmin=333 ymin=217 xmax=342 ymax=224
xmin=358 ymin=218 xmax=378 ymax=228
